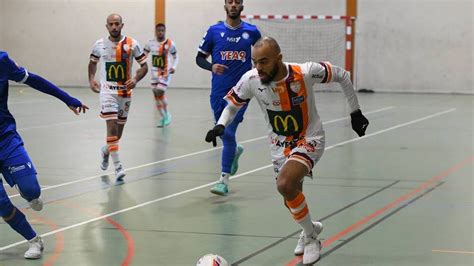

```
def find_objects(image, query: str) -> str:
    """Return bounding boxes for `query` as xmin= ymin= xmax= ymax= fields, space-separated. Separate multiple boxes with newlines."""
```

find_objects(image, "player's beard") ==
xmin=226 ymin=7 xmax=242 ymax=20
xmin=259 ymin=65 xmax=279 ymax=85
xmin=109 ymin=30 xmax=121 ymax=39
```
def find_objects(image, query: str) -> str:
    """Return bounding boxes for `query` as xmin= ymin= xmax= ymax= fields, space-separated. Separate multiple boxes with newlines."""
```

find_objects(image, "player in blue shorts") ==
xmin=196 ymin=0 xmax=261 ymax=196
xmin=0 ymin=51 xmax=88 ymax=259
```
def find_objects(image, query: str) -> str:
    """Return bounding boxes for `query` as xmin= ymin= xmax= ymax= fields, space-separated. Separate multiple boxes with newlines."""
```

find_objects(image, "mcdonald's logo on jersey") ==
xmin=106 ymin=62 xmax=127 ymax=82
xmin=152 ymin=55 xmax=166 ymax=69
xmin=267 ymin=109 xmax=303 ymax=136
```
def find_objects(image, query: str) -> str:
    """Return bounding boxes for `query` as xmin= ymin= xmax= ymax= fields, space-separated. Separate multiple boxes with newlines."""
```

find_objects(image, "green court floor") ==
xmin=1 ymin=87 xmax=473 ymax=266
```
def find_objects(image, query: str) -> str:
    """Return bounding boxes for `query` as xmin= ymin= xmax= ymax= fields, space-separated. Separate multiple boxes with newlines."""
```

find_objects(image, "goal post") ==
xmin=242 ymin=14 xmax=355 ymax=91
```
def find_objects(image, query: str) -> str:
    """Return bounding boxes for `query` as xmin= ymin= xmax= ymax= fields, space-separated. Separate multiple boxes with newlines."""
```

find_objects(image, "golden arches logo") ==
xmin=152 ymin=55 xmax=165 ymax=68
xmin=273 ymin=115 xmax=298 ymax=133
xmin=107 ymin=64 xmax=126 ymax=81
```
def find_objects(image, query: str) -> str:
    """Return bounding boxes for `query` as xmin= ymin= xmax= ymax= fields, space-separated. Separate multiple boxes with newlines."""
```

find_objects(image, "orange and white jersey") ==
xmin=90 ymin=36 xmax=147 ymax=97
xmin=144 ymin=38 xmax=178 ymax=81
xmin=224 ymin=62 xmax=360 ymax=157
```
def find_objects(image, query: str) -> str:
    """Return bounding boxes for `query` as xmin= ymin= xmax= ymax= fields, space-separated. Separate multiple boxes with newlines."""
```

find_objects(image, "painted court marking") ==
xmin=432 ymin=250 xmax=474 ymax=255
xmin=8 ymin=106 xmax=393 ymax=199
xmin=284 ymin=155 xmax=473 ymax=266
xmin=0 ymin=108 xmax=455 ymax=252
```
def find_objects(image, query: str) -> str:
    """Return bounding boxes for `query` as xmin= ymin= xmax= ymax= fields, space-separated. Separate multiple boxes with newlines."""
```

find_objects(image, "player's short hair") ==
xmin=255 ymin=36 xmax=281 ymax=54
xmin=224 ymin=0 xmax=243 ymax=3
xmin=155 ymin=23 xmax=166 ymax=29
xmin=107 ymin=13 xmax=123 ymax=23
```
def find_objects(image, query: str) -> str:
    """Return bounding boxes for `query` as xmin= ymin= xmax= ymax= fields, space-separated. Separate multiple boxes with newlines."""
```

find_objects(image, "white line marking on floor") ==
xmin=0 ymin=107 xmax=455 ymax=251
xmin=8 ymin=107 xmax=393 ymax=199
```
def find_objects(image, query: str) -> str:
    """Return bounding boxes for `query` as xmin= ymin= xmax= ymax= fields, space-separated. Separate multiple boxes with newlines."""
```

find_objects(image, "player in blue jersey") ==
xmin=0 ymin=51 xmax=88 ymax=259
xmin=196 ymin=0 xmax=261 ymax=196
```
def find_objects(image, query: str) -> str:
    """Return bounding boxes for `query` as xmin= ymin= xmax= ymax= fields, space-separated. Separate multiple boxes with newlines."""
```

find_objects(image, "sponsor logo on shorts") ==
xmin=8 ymin=164 xmax=29 ymax=174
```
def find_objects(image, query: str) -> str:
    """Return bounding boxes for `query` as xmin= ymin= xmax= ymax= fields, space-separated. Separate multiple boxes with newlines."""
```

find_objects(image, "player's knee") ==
xmin=154 ymin=89 xmax=165 ymax=97
xmin=276 ymin=175 xmax=298 ymax=198
xmin=19 ymin=182 xmax=41 ymax=201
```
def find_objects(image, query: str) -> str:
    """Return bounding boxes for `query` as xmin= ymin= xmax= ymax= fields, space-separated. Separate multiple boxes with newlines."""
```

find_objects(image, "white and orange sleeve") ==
xmin=306 ymin=62 xmax=360 ymax=112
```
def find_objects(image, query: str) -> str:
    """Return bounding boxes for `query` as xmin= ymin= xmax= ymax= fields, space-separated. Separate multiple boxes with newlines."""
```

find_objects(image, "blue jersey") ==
xmin=199 ymin=21 xmax=261 ymax=98
xmin=0 ymin=51 xmax=29 ymax=154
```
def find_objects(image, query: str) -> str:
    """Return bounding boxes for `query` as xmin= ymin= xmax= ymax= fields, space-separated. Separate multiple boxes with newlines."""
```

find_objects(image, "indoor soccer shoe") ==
xmin=164 ymin=112 xmax=172 ymax=126
xmin=115 ymin=164 xmax=126 ymax=181
xmin=303 ymin=232 xmax=322 ymax=265
xmin=29 ymin=198 xmax=43 ymax=212
xmin=230 ymin=144 xmax=244 ymax=175
xmin=294 ymin=221 xmax=323 ymax=256
xmin=24 ymin=235 xmax=44 ymax=259
xmin=210 ymin=182 xmax=228 ymax=196
xmin=100 ymin=146 xmax=109 ymax=170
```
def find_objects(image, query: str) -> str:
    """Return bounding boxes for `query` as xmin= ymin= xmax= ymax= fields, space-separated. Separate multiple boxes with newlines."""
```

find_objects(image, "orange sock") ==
xmin=286 ymin=192 xmax=315 ymax=236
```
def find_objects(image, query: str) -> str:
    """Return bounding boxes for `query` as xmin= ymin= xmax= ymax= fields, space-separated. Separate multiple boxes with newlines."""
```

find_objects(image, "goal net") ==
xmin=243 ymin=15 xmax=351 ymax=91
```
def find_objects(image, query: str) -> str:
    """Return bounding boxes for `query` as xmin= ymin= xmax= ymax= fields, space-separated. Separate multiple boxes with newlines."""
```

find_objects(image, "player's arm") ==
xmin=88 ymin=47 xmax=101 ymax=93
xmin=125 ymin=44 xmax=148 ymax=90
xmin=310 ymin=62 xmax=369 ymax=136
xmin=205 ymin=75 xmax=252 ymax=146
xmin=169 ymin=43 xmax=178 ymax=74
xmin=24 ymin=72 xmax=89 ymax=115
xmin=1 ymin=52 xmax=88 ymax=114
xmin=88 ymin=59 xmax=100 ymax=93
xmin=127 ymin=56 xmax=148 ymax=90
xmin=196 ymin=52 xmax=228 ymax=75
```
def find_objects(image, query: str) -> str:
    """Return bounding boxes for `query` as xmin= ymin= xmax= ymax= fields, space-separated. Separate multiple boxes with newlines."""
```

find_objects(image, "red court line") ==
xmin=25 ymin=209 xmax=64 ymax=266
xmin=286 ymin=156 xmax=474 ymax=266
xmin=105 ymin=217 xmax=135 ymax=266
xmin=58 ymin=201 xmax=135 ymax=266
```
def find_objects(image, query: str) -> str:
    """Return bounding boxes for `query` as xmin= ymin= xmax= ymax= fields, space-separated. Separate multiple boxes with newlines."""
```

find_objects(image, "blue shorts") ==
xmin=210 ymin=96 xmax=248 ymax=123
xmin=1 ymin=143 xmax=37 ymax=188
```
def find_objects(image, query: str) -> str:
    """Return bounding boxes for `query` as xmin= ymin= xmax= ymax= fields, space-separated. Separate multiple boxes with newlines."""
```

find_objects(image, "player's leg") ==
xmin=288 ymin=179 xmax=323 ymax=256
xmin=0 ymin=180 xmax=43 ymax=259
xmin=153 ymin=84 xmax=170 ymax=127
xmin=113 ymin=96 xmax=132 ymax=181
xmin=277 ymin=139 xmax=325 ymax=264
xmin=277 ymin=160 xmax=321 ymax=264
xmin=209 ymin=98 xmax=245 ymax=195
xmin=99 ymin=93 xmax=119 ymax=171
xmin=3 ymin=146 xmax=42 ymax=211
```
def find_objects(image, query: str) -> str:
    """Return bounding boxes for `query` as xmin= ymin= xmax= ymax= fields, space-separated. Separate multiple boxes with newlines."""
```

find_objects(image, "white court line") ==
xmin=7 ymin=106 xmax=393 ymax=199
xmin=0 ymin=107 xmax=455 ymax=251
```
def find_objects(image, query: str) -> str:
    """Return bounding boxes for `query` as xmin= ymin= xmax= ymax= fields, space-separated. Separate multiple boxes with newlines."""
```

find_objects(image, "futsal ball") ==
xmin=196 ymin=254 xmax=229 ymax=266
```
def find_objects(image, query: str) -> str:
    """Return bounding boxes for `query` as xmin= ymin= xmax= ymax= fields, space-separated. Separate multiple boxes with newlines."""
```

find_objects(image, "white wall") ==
xmin=1 ymin=0 xmax=154 ymax=86
xmin=1 ymin=0 xmax=472 ymax=94
xmin=0 ymin=0 xmax=4 ymax=48
xmin=357 ymin=0 xmax=473 ymax=94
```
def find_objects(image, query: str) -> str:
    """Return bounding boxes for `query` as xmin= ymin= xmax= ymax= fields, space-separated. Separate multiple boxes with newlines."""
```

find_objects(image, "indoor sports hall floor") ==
xmin=1 ymin=87 xmax=473 ymax=266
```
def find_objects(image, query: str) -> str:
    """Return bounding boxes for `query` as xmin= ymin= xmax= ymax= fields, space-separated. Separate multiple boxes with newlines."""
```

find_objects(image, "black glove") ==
xmin=350 ymin=109 xmax=369 ymax=137
xmin=205 ymin=124 xmax=225 ymax=147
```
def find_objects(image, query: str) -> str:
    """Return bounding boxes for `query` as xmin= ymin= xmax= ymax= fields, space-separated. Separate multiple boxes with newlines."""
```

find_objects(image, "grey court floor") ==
xmin=0 ymin=86 xmax=473 ymax=266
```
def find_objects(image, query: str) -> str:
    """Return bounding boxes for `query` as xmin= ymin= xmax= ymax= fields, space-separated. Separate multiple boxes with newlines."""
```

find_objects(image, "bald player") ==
xmin=89 ymin=14 xmax=148 ymax=181
xmin=205 ymin=37 xmax=369 ymax=264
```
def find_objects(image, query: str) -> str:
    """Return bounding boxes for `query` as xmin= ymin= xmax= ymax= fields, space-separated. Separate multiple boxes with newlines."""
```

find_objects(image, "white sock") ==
xmin=110 ymin=151 xmax=121 ymax=168
xmin=219 ymin=172 xmax=230 ymax=185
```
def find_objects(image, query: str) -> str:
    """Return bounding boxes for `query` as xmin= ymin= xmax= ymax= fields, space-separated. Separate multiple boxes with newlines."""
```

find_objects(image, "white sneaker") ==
xmin=24 ymin=235 xmax=44 ymax=259
xmin=294 ymin=221 xmax=323 ymax=255
xmin=29 ymin=198 xmax=43 ymax=211
xmin=303 ymin=232 xmax=322 ymax=265
xmin=115 ymin=164 xmax=126 ymax=181
xmin=100 ymin=146 xmax=109 ymax=171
